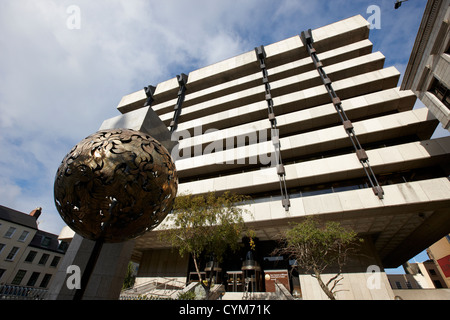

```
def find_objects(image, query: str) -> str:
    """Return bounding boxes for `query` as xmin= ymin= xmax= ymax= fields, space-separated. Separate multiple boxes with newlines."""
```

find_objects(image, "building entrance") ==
xmin=186 ymin=239 xmax=297 ymax=295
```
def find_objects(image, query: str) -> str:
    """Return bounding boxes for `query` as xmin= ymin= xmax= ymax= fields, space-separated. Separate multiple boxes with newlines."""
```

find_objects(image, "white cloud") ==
xmin=0 ymin=0 xmax=259 ymax=234
xmin=0 ymin=0 xmax=431 ymax=235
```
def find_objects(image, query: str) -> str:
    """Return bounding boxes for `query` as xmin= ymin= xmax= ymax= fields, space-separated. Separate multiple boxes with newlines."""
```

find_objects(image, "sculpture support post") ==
xmin=47 ymin=234 xmax=135 ymax=300
xmin=73 ymin=239 xmax=103 ymax=300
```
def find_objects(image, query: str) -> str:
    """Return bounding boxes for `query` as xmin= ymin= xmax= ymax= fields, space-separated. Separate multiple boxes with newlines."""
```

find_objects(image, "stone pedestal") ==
xmin=47 ymin=233 xmax=135 ymax=300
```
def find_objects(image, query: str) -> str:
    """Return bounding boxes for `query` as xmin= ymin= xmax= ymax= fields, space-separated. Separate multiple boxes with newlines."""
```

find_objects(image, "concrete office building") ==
xmin=105 ymin=15 xmax=450 ymax=299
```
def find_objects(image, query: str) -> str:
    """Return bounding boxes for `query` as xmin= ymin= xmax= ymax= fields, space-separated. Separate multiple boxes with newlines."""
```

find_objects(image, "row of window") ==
xmin=394 ymin=279 xmax=445 ymax=289
xmin=2 ymin=226 xmax=30 ymax=242
xmin=24 ymin=250 xmax=61 ymax=267
xmin=393 ymin=281 xmax=413 ymax=289
xmin=0 ymin=244 xmax=61 ymax=268
xmin=1 ymin=224 xmax=68 ymax=253
xmin=0 ymin=268 xmax=52 ymax=288
xmin=179 ymin=133 xmax=421 ymax=185
xmin=248 ymin=165 xmax=446 ymax=203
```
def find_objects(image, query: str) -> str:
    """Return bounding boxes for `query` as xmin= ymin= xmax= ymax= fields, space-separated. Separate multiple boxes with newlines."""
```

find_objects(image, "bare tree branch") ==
xmin=272 ymin=217 xmax=361 ymax=300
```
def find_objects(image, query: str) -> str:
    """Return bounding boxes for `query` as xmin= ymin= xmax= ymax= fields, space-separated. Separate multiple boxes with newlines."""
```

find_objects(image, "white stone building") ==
xmin=0 ymin=206 xmax=68 ymax=299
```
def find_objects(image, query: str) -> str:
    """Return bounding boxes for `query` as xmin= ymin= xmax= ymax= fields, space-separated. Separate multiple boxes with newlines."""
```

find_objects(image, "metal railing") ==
xmin=120 ymin=277 xmax=186 ymax=300
xmin=274 ymin=281 xmax=294 ymax=300
xmin=0 ymin=284 xmax=48 ymax=300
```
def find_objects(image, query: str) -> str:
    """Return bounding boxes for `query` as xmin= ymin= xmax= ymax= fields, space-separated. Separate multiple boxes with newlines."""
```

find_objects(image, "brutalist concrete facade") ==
xmin=109 ymin=15 xmax=450 ymax=299
xmin=401 ymin=0 xmax=450 ymax=130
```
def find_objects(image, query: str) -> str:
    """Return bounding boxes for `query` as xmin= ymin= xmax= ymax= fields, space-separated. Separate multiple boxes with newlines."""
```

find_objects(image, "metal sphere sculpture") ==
xmin=54 ymin=129 xmax=178 ymax=243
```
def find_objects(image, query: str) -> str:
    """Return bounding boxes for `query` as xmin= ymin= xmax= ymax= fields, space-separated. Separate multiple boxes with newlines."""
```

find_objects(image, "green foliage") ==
xmin=161 ymin=191 xmax=251 ymax=263
xmin=122 ymin=261 xmax=136 ymax=290
xmin=177 ymin=289 xmax=196 ymax=300
xmin=284 ymin=218 xmax=359 ymax=272
xmin=285 ymin=218 xmax=358 ymax=272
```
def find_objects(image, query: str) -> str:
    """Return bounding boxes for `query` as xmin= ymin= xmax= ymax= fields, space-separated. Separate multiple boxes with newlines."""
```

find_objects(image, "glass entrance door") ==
xmin=226 ymin=271 xmax=243 ymax=292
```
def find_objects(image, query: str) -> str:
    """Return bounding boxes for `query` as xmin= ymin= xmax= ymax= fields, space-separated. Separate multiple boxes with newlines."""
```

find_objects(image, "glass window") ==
xmin=332 ymin=183 xmax=360 ymax=193
xmin=57 ymin=241 xmax=69 ymax=253
xmin=5 ymin=247 xmax=19 ymax=261
xmin=39 ymin=274 xmax=52 ymax=288
xmin=26 ymin=272 xmax=40 ymax=287
xmin=50 ymin=256 xmax=61 ymax=267
xmin=4 ymin=227 xmax=16 ymax=239
xmin=301 ymin=184 xmax=333 ymax=197
xmin=41 ymin=237 xmax=52 ymax=247
xmin=38 ymin=253 xmax=50 ymax=265
xmin=18 ymin=230 xmax=30 ymax=242
xmin=11 ymin=270 xmax=26 ymax=285
xmin=0 ymin=269 xmax=5 ymax=281
xmin=0 ymin=243 xmax=5 ymax=254
xmin=429 ymin=77 xmax=450 ymax=110
xmin=25 ymin=250 xmax=37 ymax=263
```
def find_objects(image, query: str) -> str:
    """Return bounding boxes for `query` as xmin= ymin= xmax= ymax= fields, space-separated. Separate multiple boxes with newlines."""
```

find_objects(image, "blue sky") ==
xmin=0 ymin=0 xmax=446 ymax=273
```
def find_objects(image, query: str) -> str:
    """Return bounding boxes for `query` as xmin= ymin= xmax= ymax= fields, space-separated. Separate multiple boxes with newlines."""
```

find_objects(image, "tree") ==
xmin=122 ymin=261 xmax=136 ymax=290
xmin=160 ymin=191 xmax=252 ymax=299
xmin=274 ymin=217 xmax=361 ymax=300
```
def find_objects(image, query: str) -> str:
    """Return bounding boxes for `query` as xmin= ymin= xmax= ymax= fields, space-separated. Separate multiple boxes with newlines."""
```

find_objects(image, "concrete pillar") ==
xmin=47 ymin=234 xmax=135 ymax=300
xmin=298 ymin=235 xmax=395 ymax=300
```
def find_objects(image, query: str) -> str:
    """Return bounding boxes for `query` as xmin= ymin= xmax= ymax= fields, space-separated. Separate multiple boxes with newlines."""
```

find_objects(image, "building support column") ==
xmin=298 ymin=235 xmax=395 ymax=300
xmin=47 ymin=234 xmax=134 ymax=300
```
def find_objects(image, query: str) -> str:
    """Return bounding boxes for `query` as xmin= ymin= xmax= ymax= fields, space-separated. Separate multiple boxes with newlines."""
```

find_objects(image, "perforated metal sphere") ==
xmin=54 ymin=129 xmax=178 ymax=243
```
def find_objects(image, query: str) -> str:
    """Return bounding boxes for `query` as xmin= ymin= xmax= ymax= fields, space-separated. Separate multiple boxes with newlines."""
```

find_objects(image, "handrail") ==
xmin=120 ymin=277 xmax=186 ymax=299
xmin=242 ymin=278 xmax=253 ymax=300
xmin=0 ymin=284 xmax=47 ymax=300
xmin=274 ymin=280 xmax=294 ymax=300
xmin=121 ymin=280 xmax=157 ymax=295
xmin=123 ymin=277 xmax=185 ymax=292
